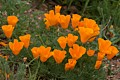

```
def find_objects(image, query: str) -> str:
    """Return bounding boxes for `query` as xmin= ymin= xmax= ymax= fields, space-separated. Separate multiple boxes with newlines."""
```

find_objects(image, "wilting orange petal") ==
xmin=7 ymin=16 xmax=19 ymax=27
xmin=2 ymin=25 xmax=14 ymax=38
xmin=53 ymin=49 xmax=66 ymax=64
xmin=65 ymin=59 xmax=77 ymax=71
xmin=87 ymin=49 xmax=95 ymax=56
xmin=95 ymin=60 xmax=102 ymax=69
xmin=19 ymin=34 xmax=31 ymax=48
xmin=0 ymin=42 xmax=8 ymax=47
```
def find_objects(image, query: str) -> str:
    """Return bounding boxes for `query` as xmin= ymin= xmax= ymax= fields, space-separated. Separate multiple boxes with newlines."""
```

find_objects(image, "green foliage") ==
xmin=0 ymin=57 xmax=26 ymax=80
xmin=0 ymin=57 xmax=10 ymax=80
xmin=0 ymin=0 xmax=119 ymax=80
xmin=46 ymin=0 xmax=120 ymax=26
xmin=36 ymin=55 xmax=106 ymax=80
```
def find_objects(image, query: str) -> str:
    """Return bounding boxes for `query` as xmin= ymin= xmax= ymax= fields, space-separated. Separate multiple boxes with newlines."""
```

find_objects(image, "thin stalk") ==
xmin=68 ymin=0 xmax=74 ymax=10
xmin=38 ymin=35 xmax=45 ymax=46
xmin=33 ymin=61 xmax=40 ymax=80
xmin=27 ymin=58 xmax=37 ymax=66
xmin=0 ymin=49 xmax=10 ymax=51
xmin=82 ymin=0 xmax=90 ymax=16
xmin=28 ymin=66 xmax=32 ymax=79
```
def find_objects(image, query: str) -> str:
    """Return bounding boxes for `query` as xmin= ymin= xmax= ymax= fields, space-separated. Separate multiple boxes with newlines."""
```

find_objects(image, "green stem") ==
xmin=33 ymin=61 xmax=40 ymax=80
xmin=27 ymin=58 xmax=37 ymax=66
xmin=82 ymin=0 xmax=90 ymax=16
xmin=68 ymin=0 xmax=74 ymax=10
xmin=28 ymin=66 xmax=32 ymax=79
xmin=0 ymin=49 xmax=10 ymax=51
xmin=38 ymin=35 xmax=45 ymax=46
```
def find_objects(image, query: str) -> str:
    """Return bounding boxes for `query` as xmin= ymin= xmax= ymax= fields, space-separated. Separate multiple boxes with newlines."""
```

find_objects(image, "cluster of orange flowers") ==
xmin=57 ymin=33 xmax=78 ymax=49
xmin=1 ymin=5 xmax=119 ymax=72
xmin=57 ymin=36 xmax=119 ymax=70
xmin=2 ymin=16 xmax=18 ymax=38
xmin=44 ymin=5 xmax=71 ymax=29
xmin=57 ymin=33 xmax=86 ymax=70
xmin=44 ymin=5 xmax=119 ymax=70
xmin=30 ymin=33 xmax=119 ymax=71
xmin=1 ymin=16 xmax=31 ymax=55
xmin=31 ymin=46 xmax=66 ymax=64
xmin=44 ymin=5 xmax=100 ymax=44
xmin=31 ymin=33 xmax=85 ymax=71
xmin=95 ymin=38 xmax=119 ymax=69
xmin=9 ymin=34 xmax=31 ymax=55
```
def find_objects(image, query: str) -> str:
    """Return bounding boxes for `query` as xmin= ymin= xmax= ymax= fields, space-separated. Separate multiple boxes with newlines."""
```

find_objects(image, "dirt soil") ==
xmin=106 ymin=58 xmax=120 ymax=80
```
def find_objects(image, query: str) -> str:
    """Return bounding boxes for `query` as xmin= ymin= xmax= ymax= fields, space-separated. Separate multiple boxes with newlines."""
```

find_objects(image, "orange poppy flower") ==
xmin=67 ymin=33 xmax=78 ymax=47
xmin=55 ymin=5 xmax=61 ymax=13
xmin=2 ymin=25 xmax=14 ymax=38
xmin=97 ymin=52 xmax=105 ymax=61
xmin=87 ymin=49 xmax=95 ymax=56
xmin=53 ymin=49 xmax=66 ymax=64
xmin=9 ymin=39 xmax=24 ymax=55
xmin=82 ymin=18 xmax=100 ymax=31
xmin=71 ymin=14 xmax=81 ymax=29
xmin=107 ymin=46 xmax=119 ymax=60
xmin=69 ymin=44 xmax=86 ymax=60
xmin=65 ymin=59 xmax=77 ymax=71
xmin=58 ymin=15 xmax=71 ymax=29
xmin=19 ymin=34 xmax=31 ymax=48
xmin=57 ymin=36 xmax=67 ymax=49
xmin=98 ymin=38 xmax=112 ymax=54
xmin=44 ymin=10 xmax=60 ymax=28
xmin=39 ymin=46 xmax=52 ymax=62
xmin=78 ymin=18 xmax=100 ymax=42
xmin=95 ymin=60 xmax=102 ymax=69
xmin=31 ymin=47 xmax=40 ymax=59
xmin=78 ymin=27 xmax=94 ymax=43
xmin=7 ymin=16 xmax=19 ymax=27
